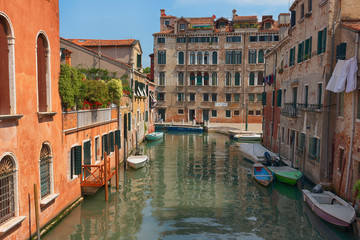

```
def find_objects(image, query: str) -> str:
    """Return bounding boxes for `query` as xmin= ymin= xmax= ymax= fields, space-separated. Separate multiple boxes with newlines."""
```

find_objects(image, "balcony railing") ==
xmin=281 ymin=103 xmax=298 ymax=118
xmin=297 ymin=103 xmax=323 ymax=112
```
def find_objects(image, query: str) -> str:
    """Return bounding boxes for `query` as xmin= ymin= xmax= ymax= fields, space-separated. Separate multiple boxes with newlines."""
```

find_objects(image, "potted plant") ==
xmin=278 ymin=68 xmax=284 ymax=74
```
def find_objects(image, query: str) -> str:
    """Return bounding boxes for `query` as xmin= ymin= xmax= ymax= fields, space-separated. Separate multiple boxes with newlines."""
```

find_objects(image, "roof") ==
xmin=153 ymin=29 xmax=174 ymax=35
xmin=67 ymin=39 xmax=136 ymax=47
xmin=189 ymin=17 xmax=214 ymax=25
xmin=341 ymin=20 xmax=360 ymax=32
xmin=233 ymin=15 xmax=258 ymax=22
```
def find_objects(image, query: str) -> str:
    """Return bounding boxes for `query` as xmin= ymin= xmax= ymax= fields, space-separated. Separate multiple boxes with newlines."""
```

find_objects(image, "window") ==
xmin=158 ymin=51 xmax=166 ymax=64
xmin=211 ymin=110 xmax=217 ymax=117
xmin=83 ymin=140 xmax=91 ymax=178
xmin=180 ymin=23 xmax=186 ymax=31
xmin=235 ymin=51 xmax=242 ymax=64
xmin=289 ymin=47 xmax=296 ymax=66
xmin=291 ymin=11 xmax=296 ymax=27
xmin=248 ymin=110 xmax=254 ymax=115
xmin=178 ymin=72 xmax=184 ymax=86
xmin=273 ymin=35 xmax=279 ymax=41
xmin=211 ymin=93 xmax=217 ymax=102
xmin=177 ymin=37 xmax=186 ymax=43
xmin=258 ymin=50 xmax=264 ymax=63
xmin=309 ymin=137 xmax=320 ymax=161
xmin=0 ymin=18 xmax=12 ymax=115
xmin=298 ymin=133 xmax=305 ymax=152
xmin=225 ymin=73 xmax=231 ymax=86
xmin=177 ymin=93 xmax=185 ymax=102
xmin=212 ymin=73 xmax=218 ymax=86
xmin=256 ymin=110 xmax=261 ymax=116
xmin=70 ymin=147 xmax=81 ymax=180
xmin=37 ymin=34 xmax=50 ymax=112
xmin=336 ymin=43 xmax=347 ymax=61
xmin=211 ymin=37 xmax=218 ymax=43
xmin=281 ymin=127 xmax=285 ymax=143
xmin=204 ymin=52 xmax=209 ymax=64
xmin=178 ymin=109 xmax=184 ymax=114
xmin=249 ymin=50 xmax=257 ymax=64
xmin=301 ymin=4 xmax=305 ymax=19
xmin=159 ymin=72 xmax=165 ymax=86
xmin=190 ymin=73 xmax=195 ymax=85
xmin=157 ymin=37 xmax=165 ymax=43
xmin=212 ymin=51 xmax=218 ymax=64
xmin=257 ymin=94 xmax=262 ymax=102
xmin=115 ymin=130 xmax=121 ymax=149
xmin=226 ymin=94 xmax=231 ymax=102
xmin=317 ymin=28 xmax=327 ymax=55
xmin=235 ymin=72 xmax=241 ymax=86
xmin=102 ymin=134 xmax=109 ymax=157
xmin=234 ymin=110 xmax=240 ymax=116
xmin=257 ymin=72 xmax=263 ymax=85
xmin=203 ymin=93 xmax=209 ymax=102
xmin=339 ymin=148 xmax=344 ymax=171
xmin=338 ymin=92 xmax=344 ymax=117
xmin=109 ymin=132 xmax=115 ymax=153
xmin=189 ymin=93 xmax=196 ymax=101
xmin=190 ymin=51 xmax=195 ymax=64
xmin=265 ymin=22 xmax=272 ymax=29
xmin=305 ymin=37 xmax=312 ymax=60
xmin=259 ymin=35 xmax=272 ymax=42
xmin=297 ymin=41 xmax=304 ymax=63
xmin=308 ymin=0 xmax=312 ymax=12
xmin=249 ymin=36 xmax=257 ymax=42
xmin=276 ymin=89 xmax=282 ymax=107
xmin=95 ymin=137 xmax=100 ymax=162
xmin=226 ymin=36 xmax=241 ymax=42
xmin=178 ymin=51 xmax=184 ymax=64
xmin=157 ymin=92 xmax=165 ymax=101
xmin=204 ymin=72 xmax=209 ymax=86
xmin=261 ymin=92 xmax=267 ymax=105
xmin=226 ymin=51 xmax=234 ymax=64
xmin=196 ymin=72 xmax=202 ymax=86
xmin=0 ymin=155 xmax=16 ymax=225
xmin=234 ymin=94 xmax=240 ymax=102
xmin=249 ymin=93 xmax=255 ymax=102
xmin=225 ymin=110 xmax=231 ymax=118
xmin=39 ymin=143 xmax=53 ymax=198
xmin=197 ymin=51 xmax=203 ymax=64
xmin=249 ymin=72 xmax=255 ymax=86
xmin=317 ymin=83 xmax=322 ymax=106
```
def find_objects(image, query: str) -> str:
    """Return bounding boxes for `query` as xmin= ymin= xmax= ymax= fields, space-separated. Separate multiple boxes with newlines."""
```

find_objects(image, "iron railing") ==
xmin=297 ymin=103 xmax=323 ymax=112
xmin=281 ymin=103 xmax=298 ymax=118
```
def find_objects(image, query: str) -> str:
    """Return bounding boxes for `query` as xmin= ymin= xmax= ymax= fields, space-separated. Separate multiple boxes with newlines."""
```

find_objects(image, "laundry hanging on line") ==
xmin=326 ymin=56 xmax=358 ymax=93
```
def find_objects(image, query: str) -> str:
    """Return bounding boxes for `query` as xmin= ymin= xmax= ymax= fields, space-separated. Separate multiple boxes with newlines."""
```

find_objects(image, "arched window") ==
xmin=258 ymin=50 xmax=264 ymax=63
xmin=225 ymin=72 xmax=231 ymax=86
xmin=249 ymin=72 xmax=255 ymax=86
xmin=190 ymin=72 xmax=195 ymax=85
xmin=178 ymin=51 xmax=184 ymax=65
xmin=0 ymin=14 xmax=15 ymax=115
xmin=212 ymin=51 xmax=217 ymax=65
xmin=235 ymin=72 xmax=241 ymax=86
xmin=196 ymin=72 xmax=202 ymax=86
xmin=190 ymin=51 xmax=195 ymax=65
xmin=159 ymin=72 xmax=165 ymax=86
xmin=204 ymin=72 xmax=209 ymax=86
xmin=204 ymin=51 xmax=209 ymax=64
xmin=212 ymin=73 xmax=218 ymax=86
xmin=39 ymin=143 xmax=53 ymax=199
xmin=178 ymin=72 xmax=184 ymax=86
xmin=0 ymin=155 xmax=16 ymax=224
xmin=37 ymin=33 xmax=51 ymax=112
xmin=197 ymin=51 xmax=202 ymax=65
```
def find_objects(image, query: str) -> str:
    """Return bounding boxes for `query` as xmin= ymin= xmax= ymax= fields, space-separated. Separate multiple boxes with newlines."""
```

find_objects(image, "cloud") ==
xmin=175 ymin=0 xmax=291 ymax=7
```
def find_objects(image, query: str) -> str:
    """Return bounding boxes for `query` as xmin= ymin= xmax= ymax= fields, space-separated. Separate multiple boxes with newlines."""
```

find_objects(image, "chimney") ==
xmin=160 ymin=9 xmax=166 ymax=17
xmin=63 ymin=49 xmax=72 ymax=66
xmin=232 ymin=9 xmax=237 ymax=18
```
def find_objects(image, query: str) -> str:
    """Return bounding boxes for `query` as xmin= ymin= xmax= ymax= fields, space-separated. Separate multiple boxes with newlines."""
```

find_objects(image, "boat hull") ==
xmin=268 ymin=166 xmax=302 ymax=186
xmin=252 ymin=163 xmax=273 ymax=187
xmin=127 ymin=155 xmax=148 ymax=169
xmin=146 ymin=132 xmax=163 ymax=141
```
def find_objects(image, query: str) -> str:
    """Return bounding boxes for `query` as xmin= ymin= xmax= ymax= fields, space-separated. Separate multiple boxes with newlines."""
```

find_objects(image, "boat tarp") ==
xmin=239 ymin=143 xmax=278 ymax=161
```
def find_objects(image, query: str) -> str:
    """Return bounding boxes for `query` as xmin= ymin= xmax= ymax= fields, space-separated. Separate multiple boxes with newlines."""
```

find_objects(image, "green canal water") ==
xmin=45 ymin=132 xmax=355 ymax=240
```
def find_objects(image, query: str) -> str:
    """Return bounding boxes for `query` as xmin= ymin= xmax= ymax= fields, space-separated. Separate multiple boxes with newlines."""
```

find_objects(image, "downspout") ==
xmin=345 ymin=32 xmax=359 ymax=196
xmin=263 ymin=57 xmax=266 ymax=144
xmin=270 ymin=51 xmax=277 ymax=150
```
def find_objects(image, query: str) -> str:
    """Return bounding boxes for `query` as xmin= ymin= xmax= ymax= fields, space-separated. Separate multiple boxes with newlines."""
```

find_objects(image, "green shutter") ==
xmin=262 ymin=92 xmax=267 ymax=105
xmin=309 ymin=137 xmax=315 ymax=159
xmin=110 ymin=132 xmax=114 ymax=153
xmin=276 ymin=89 xmax=282 ymax=107
xmin=297 ymin=43 xmax=301 ymax=63
xmin=272 ymin=91 xmax=275 ymax=106
xmin=145 ymin=111 xmax=149 ymax=122
xmin=128 ymin=113 xmax=131 ymax=131
xmin=309 ymin=37 xmax=312 ymax=58
xmin=74 ymin=146 xmax=82 ymax=175
xmin=115 ymin=130 xmax=121 ymax=149
xmin=137 ymin=54 xmax=141 ymax=68
xmin=322 ymin=28 xmax=327 ymax=53
xmin=105 ymin=134 xmax=109 ymax=154
xmin=317 ymin=30 xmax=322 ymax=54
xmin=102 ymin=135 xmax=105 ymax=158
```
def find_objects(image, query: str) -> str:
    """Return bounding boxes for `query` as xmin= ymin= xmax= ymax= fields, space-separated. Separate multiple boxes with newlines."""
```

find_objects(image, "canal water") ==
xmin=45 ymin=132 xmax=355 ymax=240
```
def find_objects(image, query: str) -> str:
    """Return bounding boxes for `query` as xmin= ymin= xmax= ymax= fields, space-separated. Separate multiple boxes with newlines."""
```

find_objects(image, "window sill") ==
xmin=0 ymin=114 xmax=23 ymax=121
xmin=319 ymin=0 xmax=328 ymax=7
xmin=40 ymin=193 xmax=59 ymax=207
xmin=0 ymin=216 xmax=26 ymax=236
xmin=299 ymin=17 xmax=305 ymax=23
xmin=38 ymin=112 xmax=57 ymax=119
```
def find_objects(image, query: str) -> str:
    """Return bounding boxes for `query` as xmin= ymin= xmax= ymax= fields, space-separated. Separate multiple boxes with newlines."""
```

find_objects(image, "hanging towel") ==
xmin=326 ymin=60 xmax=347 ymax=93
xmin=345 ymin=56 xmax=358 ymax=93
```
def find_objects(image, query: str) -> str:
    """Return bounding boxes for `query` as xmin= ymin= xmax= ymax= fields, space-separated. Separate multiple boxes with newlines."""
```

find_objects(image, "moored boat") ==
xmin=127 ymin=155 xmax=148 ymax=169
xmin=267 ymin=166 xmax=302 ymax=185
xmin=232 ymin=133 xmax=261 ymax=142
xmin=252 ymin=163 xmax=273 ymax=187
xmin=146 ymin=132 xmax=164 ymax=141
xmin=302 ymin=189 xmax=356 ymax=227
xmin=239 ymin=143 xmax=278 ymax=163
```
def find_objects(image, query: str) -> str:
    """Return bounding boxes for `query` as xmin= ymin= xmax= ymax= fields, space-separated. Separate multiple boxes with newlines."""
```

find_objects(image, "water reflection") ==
xmin=44 ymin=132 xmax=354 ymax=240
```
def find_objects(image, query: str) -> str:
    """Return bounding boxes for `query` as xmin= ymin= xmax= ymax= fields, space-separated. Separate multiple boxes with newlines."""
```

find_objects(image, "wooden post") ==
xmin=34 ymin=184 xmax=40 ymax=240
xmin=124 ymin=140 xmax=127 ymax=171
xmin=115 ymin=146 xmax=119 ymax=190
xmin=104 ymin=152 xmax=108 ymax=202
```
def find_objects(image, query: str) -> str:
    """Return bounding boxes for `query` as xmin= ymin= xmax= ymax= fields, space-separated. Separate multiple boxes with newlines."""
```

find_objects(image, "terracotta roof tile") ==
xmin=341 ymin=20 xmax=360 ymax=32
xmin=153 ymin=29 xmax=174 ymax=35
xmin=189 ymin=17 xmax=214 ymax=25
xmin=233 ymin=15 xmax=258 ymax=21
xmin=67 ymin=39 xmax=135 ymax=47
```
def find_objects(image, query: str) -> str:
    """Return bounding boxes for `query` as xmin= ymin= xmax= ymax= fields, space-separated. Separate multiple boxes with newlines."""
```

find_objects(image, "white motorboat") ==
xmin=127 ymin=155 xmax=148 ymax=169
xmin=232 ymin=133 xmax=261 ymax=141
xmin=239 ymin=143 xmax=278 ymax=163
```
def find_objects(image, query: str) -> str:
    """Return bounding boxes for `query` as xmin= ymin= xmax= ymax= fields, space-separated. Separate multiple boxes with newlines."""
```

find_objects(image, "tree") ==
xmin=143 ymin=67 xmax=151 ymax=74
xmin=107 ymin=79 xmax=123 ymax=106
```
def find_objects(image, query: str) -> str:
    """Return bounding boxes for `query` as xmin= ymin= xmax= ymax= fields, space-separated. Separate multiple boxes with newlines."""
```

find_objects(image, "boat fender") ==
xmin=312 ymin=184 xmax=323 ymax=193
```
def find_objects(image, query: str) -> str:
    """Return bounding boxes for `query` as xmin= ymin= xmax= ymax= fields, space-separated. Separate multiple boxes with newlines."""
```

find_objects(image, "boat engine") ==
xmin=312 ymin=184 xmax=323 ymax=193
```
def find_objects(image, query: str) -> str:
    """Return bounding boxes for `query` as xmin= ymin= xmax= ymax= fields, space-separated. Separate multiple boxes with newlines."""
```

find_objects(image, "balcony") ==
xmin=281 ymin=103 xmax=298 ymax=118
xmin=297 ymin=103 xmax=323 ymax=112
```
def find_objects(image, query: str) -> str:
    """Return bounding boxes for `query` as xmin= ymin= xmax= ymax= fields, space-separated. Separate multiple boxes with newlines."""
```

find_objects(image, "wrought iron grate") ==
xmin=0 ymin=156 xmax=15 ymax=225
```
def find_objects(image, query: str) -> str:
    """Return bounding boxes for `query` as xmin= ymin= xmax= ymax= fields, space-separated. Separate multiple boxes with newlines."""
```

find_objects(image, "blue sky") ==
xmin=59 ymin=0 xmax=292 ymax=68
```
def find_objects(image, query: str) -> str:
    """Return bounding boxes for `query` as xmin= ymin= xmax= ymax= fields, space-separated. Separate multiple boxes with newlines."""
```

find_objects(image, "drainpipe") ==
xmin=345 ymin=32 xmax=359 ymax=196
xmin=270 ymin=51 xmax=277 ymax=150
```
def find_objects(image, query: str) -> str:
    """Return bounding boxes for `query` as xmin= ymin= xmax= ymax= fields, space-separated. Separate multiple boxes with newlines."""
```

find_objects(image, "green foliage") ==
xmin=78 ymin=67 xmax=117 ymax=81
xmin=107 ymin=79 xmax=123 ymax=106
xmin=143 ymin=67 xmax=151 ymax=74
xmin=83 ymin=80 xmax=109 ymax=107
xmin=353 ymin=179 xmax=360 ymax=200
xmin=59 ymin=64 xmax=84 ymax=110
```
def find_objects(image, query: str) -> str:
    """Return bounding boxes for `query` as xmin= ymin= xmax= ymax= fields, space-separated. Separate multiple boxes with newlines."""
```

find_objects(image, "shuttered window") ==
xmin=102 ymin=134 xmax=109 ymax=157
xmin=304 ymin=37 xmax=312 ymax=60
xmin=110 ymin=132 xmax=114 ymax=153
xmin=276 ymin=89 xmax=282 ymax=107
xmin=249 ymin=72 xmax=255 ymax=86
xmin=115 ymin=130 xmax=121 ymax=149
xmin=297 ymin=41 xmax=304 ymax=63
xmin=235 ymin=73 xmax=240 ymax=86
xmin=74 ymin=146 xmax=82 ymax=175
xmin=178 ymin=51 xmax=184 ymax=64
xmin=308 ymin=137 xmax=320 ymax=161
xmin=336 ymin=43 xmax=347 ymax=61
xmin=262 ymin=92 xmax=267 ymax=105
xmin=128 ymin=113 xmax=131 ymax=131
xmin=317 ymin=28 xmax=327 ymax=55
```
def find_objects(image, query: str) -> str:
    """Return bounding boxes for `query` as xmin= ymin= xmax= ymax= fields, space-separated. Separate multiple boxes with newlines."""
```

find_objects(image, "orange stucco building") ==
xmin=0 ymin=1 xmax=81 ymax=239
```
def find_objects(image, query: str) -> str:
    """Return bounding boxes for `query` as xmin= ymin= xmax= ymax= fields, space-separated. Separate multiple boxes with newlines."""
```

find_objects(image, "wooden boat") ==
xmin=302 ymin=189 xmax=356 ymax=227
xmin=146 ymin=132 xmax=164 ymax=141
xmin=267 ymin=166 xmax=302 ymax=186
xmin=239 ymin=143 xmax=278 ymax=163
xmin=252 ymin=163 xmax=273 ymax=187
xmin=232 ymin=133 xmax=261 ymax=141
xmin=127 ymin=155 xmax=148 ymax=169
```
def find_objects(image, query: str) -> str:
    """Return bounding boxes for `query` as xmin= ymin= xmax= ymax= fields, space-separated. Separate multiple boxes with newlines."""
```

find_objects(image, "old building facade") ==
xmin=153 ymin=9 xmax=286 ymax=123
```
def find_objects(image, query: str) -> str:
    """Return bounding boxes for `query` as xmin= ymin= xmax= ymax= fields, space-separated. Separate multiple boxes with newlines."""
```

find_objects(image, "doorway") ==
xmin=203 ymin=110 xmax=209 ymax=122
xmin=189 ymin=109 xmax=195 ymax=122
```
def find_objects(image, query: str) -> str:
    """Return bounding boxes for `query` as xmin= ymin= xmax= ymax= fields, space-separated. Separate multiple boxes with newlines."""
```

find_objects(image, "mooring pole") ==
xmin=115 ymin=146 xmax=119 ymax=190
xmin=34 ymin=184 xmax=40 ymax=240
xmin=124 ymin=140 xmax=127 ymax=171
xmin=104 ymin=152 xmax=108 ymax=202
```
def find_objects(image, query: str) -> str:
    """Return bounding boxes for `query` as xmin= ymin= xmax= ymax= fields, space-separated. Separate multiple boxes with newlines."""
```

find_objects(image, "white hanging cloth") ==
xmin=345 ymin=56 xmax=358 ymax=93
xmin=327 ymin=56 xmax=358 ymax=93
